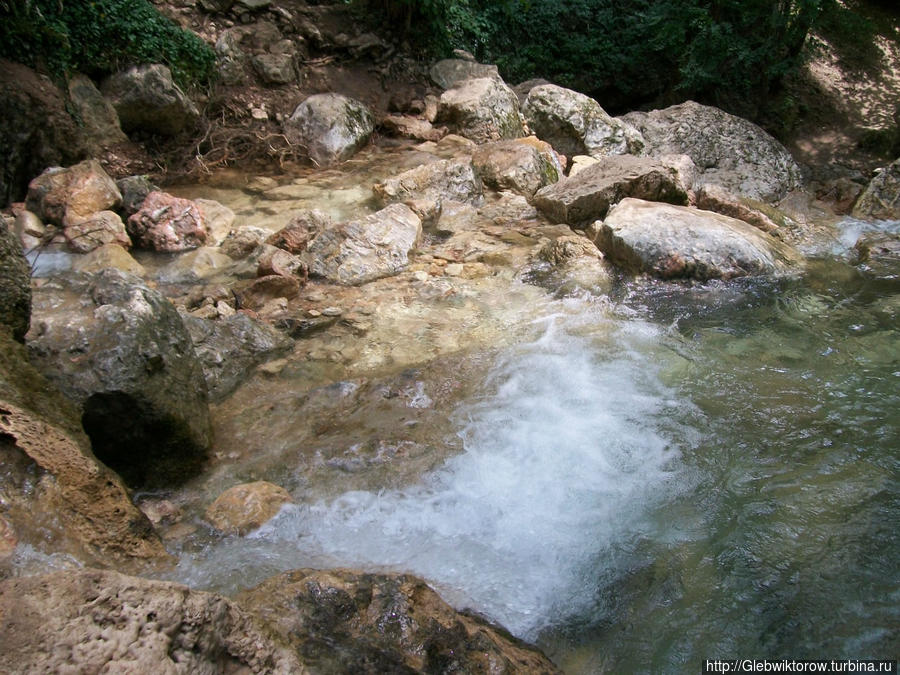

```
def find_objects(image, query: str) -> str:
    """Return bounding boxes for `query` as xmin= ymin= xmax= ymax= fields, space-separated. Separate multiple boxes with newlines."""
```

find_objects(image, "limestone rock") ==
xmin=472 ymin=139 xmax=559 ymax=197
xmin=205 ymin=481 xmax=293 ymax=534
xmin=252 ymin=52 xmax=295 ymax=85
xmin=157 ymin=246 xmax=235 ymax=284
xmin=694 ymin=184 xmax=780 ymax=234
xmin=380 ymin=114 xmax=446 ymax=142
xmin=222 ymin=225 xmax=271 ymax=259
xmin=0 ymin=60 xmax=88 ymax=205
xmin=534 ymin=154 xmax=695 ymax=226
xmin=72 ymin=243 xmax=146 ymax=276
xmin=622 ymin=101 xmax=803 ymax=201
xmin=196 ymin=198 xmax=236 ymax=245
xmin=63 ymin=210 xmax=131 ymax=253
xmin=26 ymin=270 xmax=212 ymax=488
xmin=284 ymin=93 xmax=375 ymax=166
xmin=127 ymin=190 xmax=208 ymax=252
xmin=0 ymin=332 xmax=167 ymax=565
xmin=239 ymin=568 xmax=561 ymax=674
xmin=594 ymin=198 xmax=802 ymax=280
xmin=0 ymin=569 xmax=303 ymax=673
xmin=183 ymin=313 xmax=292 ymax=401
xmin=66 ymin=73 xmax=127 ymax=149
xmin=101 ymin=64 xmax=200 ymax=137
xmin=237 ymin=274 xmax=301 ymax=310
xmin=26 ymin=159 xmax=122 ymax=226
xmin=303 ymin=204 xmax=422 ymax=285
xmin=851 ymin=158 xmax=900 ymax=221
xmin=215 ymin=28 xmax=249 ymax=86
xmin=373 ymin=158 xmax=483 ymax=209
xmin=852 ymin=231 xmax=900 ymax=278
xmin=437 ymin=77 xmax=524 ymax=144
xmin=430 ymin=58 xmax=500 ymax=90
xmin=267 ymin=209 xmax=333 ymax=253
xmin=523 ymin=84 xmax=644 ymax=158
xmin=0 ymin=220 xmax=31 ymax=341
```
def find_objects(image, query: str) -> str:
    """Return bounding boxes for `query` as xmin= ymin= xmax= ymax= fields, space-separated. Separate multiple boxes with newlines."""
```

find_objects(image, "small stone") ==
xmin=444 ymin=263 xmax=464 ymax=276
xmin=307 ymin=309 xmax=321 ymax=317
xmin=257 ymin=358 xmax=288 ymax=375
xmin=321 ymin=306 xmax=342 ymax=316
xmin=412 ymin=270 xmax=429 ymax=282
xmin=251 ymin=107 xmax=268 ymax=120
xmin=205 ymin=481 xmax=293 ymax=536
xmin=191 ymin=304 xmax=220 ymax=320
xmin=216 ymin=300 xmax=236 ymax=317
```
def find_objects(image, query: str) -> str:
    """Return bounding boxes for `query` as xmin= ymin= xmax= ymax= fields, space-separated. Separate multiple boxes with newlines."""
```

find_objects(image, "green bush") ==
xmin=0 ymin=0 xmax=215 ymax=88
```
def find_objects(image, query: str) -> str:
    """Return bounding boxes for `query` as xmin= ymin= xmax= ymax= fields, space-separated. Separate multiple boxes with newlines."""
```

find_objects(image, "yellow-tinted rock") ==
xmin=206 ymin=481 xmax=293 ymax=535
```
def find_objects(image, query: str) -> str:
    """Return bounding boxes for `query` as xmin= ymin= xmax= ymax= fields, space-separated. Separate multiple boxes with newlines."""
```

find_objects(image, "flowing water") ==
xmin=163 ymin=209 xmax=898 ymax=671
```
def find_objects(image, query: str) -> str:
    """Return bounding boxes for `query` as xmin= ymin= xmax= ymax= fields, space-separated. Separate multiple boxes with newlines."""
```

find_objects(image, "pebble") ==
xmin=444 ymin=263 xmax=464 ymax=277
xmin=321 ymin=306 xmax=343 ymax=316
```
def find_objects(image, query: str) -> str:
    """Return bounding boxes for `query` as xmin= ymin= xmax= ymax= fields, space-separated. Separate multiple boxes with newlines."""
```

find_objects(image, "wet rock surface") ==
xmin=205 ymin=480 xmax=294 ymax=535
xmin=26 ymin=270 xmax=212 ymax=488
xmin=472 ymin=139 xmax=560 ymax=197
xmin=0 ymin=220 xmax=31 ymax=341
xmin=852 ymin=157 xmax=900 ymax=221
xmin=239 ymin=568 xmax=562 ymax=674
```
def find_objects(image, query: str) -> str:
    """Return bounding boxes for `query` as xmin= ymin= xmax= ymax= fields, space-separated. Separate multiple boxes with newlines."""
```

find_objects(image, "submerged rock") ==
xmin=0 ymin=569 xmax=302 ymax=673
xmin=205 ymin=481 xmax=293 ymax=535
xmin=0 ymin=219 xmax=31 ymax=341
xmin=622 ymin=101 xmax=803 ymax=201
xmin=284 ymin=93 xmax=375 ymax=167
xmin=239 ymin=568 xmax=562 ymax=674
xmin=851 ymin=158 xmax=900 ymax=221
xmin=852 ymin=231 xmax=900 ymax=278
xmin=26 ymin=270 xmax=212 ymax=488
xmin=437 ymin=77 xmax=524 ymax=144
xmin=534 ymin=154 xmax=695 ymax=226
xmin=593 ymin=197 xmax=802 ymax=280
xmin=0 ymin=332 xmax=167 ymax=566
xmin=101 ymin=64 xmax=200 ymax=137
xmin=523 ymin=84 xmax=644 ymax=158
xmin=303 ymin=204 xmax=422 ymax=285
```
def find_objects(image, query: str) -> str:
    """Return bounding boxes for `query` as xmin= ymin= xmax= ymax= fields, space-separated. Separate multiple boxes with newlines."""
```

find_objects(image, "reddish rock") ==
xmin=266 ymin=209 xmax=332 ymax=254
xmin=238 ymin=274 xmax=301 ymax=310
xmin=127 ymin=190 xmax=208 ymax=251
xmin=26 ymin=159 xmax=121 ymax=226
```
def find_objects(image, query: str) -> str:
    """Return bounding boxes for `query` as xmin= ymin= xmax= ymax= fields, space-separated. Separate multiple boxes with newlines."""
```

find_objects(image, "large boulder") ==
xmin=522 ymin=84 xmax=645 ymax=158
xmin=101 ymin=64 xmax=200 ymax=136
xmin=437 ymin=77 xmax=524 ymax=144
xmin=430 ymin=58 xmax=500 ymax=89
xmin=0 ymin=569 xmax=302 ymax=673
xmin=472 ymin=139 xmax=560 ymax=197
xmin=0 ymin=220 xmax=31 ymax=342
xmin=66 ymin=73 xmax=128 ymax=150
xmin=26 ymin=159 xmax=122 ymax=227
xmin=0 ymin=332 xmax=168 ymax=566
xmin=622 ymin=101 xmax=803 ymax=201
xmin=303 ymin=204 xmax=422 ymax=285
xmin=127 ymin=190 xmax=209 ymax=252
xmin=284 ymin=93 xmax=375 ymax=166
xmin=373 ymin=158 xmax=483 ymax=209
xmin=851 ymin=158 xmax=900 ymax=221
xmin=26 ymin=270 xmax=212 ymax=488
xmin=593 ymin=197 xmax=802 ymax=280
xmin=182 ymin=312 xmax=292 ymax=401
xmin=533 ymin=154 xmax=695 ymax=226
xmin=239 ymin=568 xmax=562 ymax=674
xmin=0 ymin=59 xmax=88 ymax=206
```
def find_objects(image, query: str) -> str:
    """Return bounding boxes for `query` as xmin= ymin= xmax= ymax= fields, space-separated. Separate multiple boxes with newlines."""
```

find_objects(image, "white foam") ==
xmin=176 ymin=310 xmax=697 ymax=639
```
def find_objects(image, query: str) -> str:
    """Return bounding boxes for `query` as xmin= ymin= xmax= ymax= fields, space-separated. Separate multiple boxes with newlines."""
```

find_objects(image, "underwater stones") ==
xmin=522 ymin=84 xmax=645 ymax=158
xmin=593 ymin=198 xmax=802 ymax=280
xmin=0 ymin=219 xmax=31 ymax=341
xmin=852 ymin=231 xmax=900 ymax=278
xmin=196 ymin=198 xmax=236 ymax=245
xmin=851 ymin=157 xmax=900 ymax=221
xmin=437 ymin=77 xmax=524 ymax=144
xmin=239 ymin=569 xmax=561 ymax=674
xmin=127 ymin=191 xmax=208 ymax=252
xmin=284 ymin=93 xmax=375 ymax=166
xmin=471 ymin=139 xmax=559 ymax=198
xmin=534 ymin=154 xmax=695 ymax=226
xmin=101 ymin=64 xmax=200 ymax=137
xmin=302 ymin=204 xmax=422 ymax=285
xmin=26 ymin=270 xmax=212 ymax=488
xmin=622 ymin=100 xmax=803 ymax=201
xmin=205 ymin=481 xmax=293 ymax=534
xmin=0 ymin=569 xmax=303 ymax=673
xmin=373 ymin=158 xmax=483 ymax=209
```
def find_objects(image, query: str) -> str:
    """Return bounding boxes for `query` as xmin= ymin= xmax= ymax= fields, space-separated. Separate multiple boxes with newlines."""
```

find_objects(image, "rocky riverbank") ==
xmin=1 ymin=0 xmax=899 ymax=671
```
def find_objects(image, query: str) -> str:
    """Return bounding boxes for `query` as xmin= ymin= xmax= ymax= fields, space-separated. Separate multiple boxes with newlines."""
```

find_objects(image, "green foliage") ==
xmin=0 ymin=0 xmax=215 ymax=88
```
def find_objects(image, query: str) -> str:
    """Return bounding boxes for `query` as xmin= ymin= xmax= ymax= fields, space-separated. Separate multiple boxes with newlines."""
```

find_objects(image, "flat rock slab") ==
xmin=534 ymin=154 xmax=695 ymax=226
xmin=594 ymin=198 xmax=803 ymax=280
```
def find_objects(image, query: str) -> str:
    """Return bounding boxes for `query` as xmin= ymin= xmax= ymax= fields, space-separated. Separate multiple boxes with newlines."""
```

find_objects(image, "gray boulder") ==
xmin=239 ymin=568 xmax=562 ymax=674
xmin=472 ymin=139 xmax=560 ymax=197
xmin=622 ymin=101 xmax=803 ymax=201
xmin=116 ymin=174 xmax=159 ymax=217
xmin=0 ymin=220 xmax=31 ymax=341
xmin=26 ymin=270 xmax=212 ymax=488
xmin=593 ymin=197 xmax=802 ymax=280
xmin=534 ymin=154 xmax=695 ymax=226
xmin=66 ymin=73 xmax=127 ymax=149
xmin=437 ymin=77 xmax=524 ymax=144
xmin=252 ymin=52 xmax=295 ymax=85
xmin=373 ymin=158 xmax=483 ymax=209
xmin=523 ymin=84 xmax=644 ymax=158
xmin=0 ymin=569 xmax=302 ymax=674
xmin=284 ymin=93 xmax=374 ymax=166
xmin=430 ymin=58 xmax=500 ymax=90
xmin=182 ymin=313 xmax=292 ymax=402
xmin=851 ymin=158 xmax=900 ymax=221
xmin=101 ymin=64 xmax=200 ymax=137
xmin=303 ymin=204 xmax=422 ymax=285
